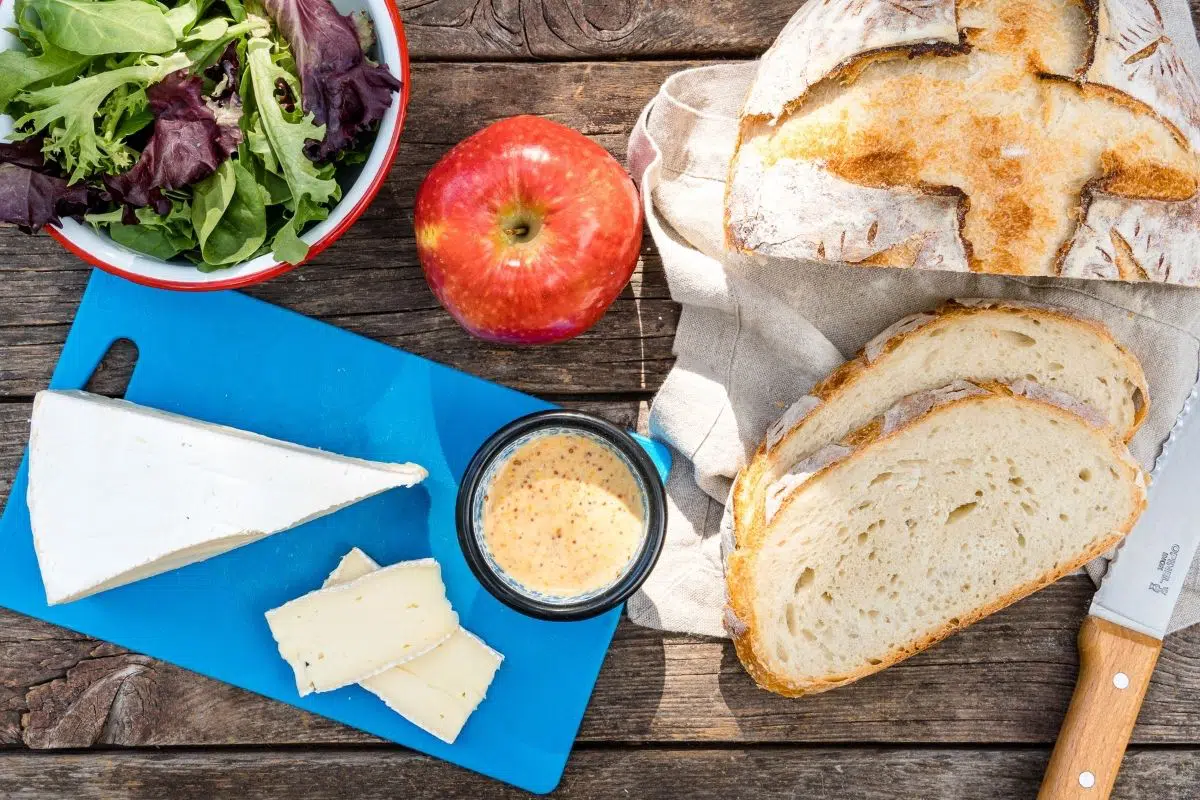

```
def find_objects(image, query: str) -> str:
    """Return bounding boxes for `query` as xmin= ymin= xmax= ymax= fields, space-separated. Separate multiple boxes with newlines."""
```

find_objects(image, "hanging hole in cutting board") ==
xmin=82 ymin=338 xmax=140 ymax=398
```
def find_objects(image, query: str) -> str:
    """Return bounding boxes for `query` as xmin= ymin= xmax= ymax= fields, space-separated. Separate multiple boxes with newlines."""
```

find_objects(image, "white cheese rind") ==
xmin=266 ymin=559 xmax=459 ymax=696
xmin=27 ymin=390 xmax=427 ymax=605
xmin=324 ymin=548 xmax=504 ymax=743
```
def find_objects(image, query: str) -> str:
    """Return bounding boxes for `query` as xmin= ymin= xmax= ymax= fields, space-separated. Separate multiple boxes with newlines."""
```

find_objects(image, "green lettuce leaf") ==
xmin=269 ymin=193 xmax=326 ymax=264
xmin=240 ymin=134 xmax=291 ymax=206
xmin=245 ymin=37 xmax=336 ymax=205
xmin=0 ymin=0 xmax=93 ymax=110
xmin=98 ymin=84 xmax=151 ymax=140
xmin=90 ymin=201 xmax=198 ymax=260
xmin=14 ymin=51 xmax=190 ymax=182
xmin=184 ymin=14 xmax=267 ymax=69
xmin=245 ymin=35 xmax=338 ymax=263
xmin=0 ymin=44 xmax=91 ymax=110
xmin=26 ymin=0 xmax=177 ymax=56
xmin=191 ymin=159 xmax=267 ymax=266
xmin=164 ymin=0 xmax=216 ymax=38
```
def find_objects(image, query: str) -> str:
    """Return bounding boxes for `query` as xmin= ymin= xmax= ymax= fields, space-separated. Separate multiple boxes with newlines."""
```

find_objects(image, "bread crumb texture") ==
xmin=727 ymin=390 xmax=1146 ymax=697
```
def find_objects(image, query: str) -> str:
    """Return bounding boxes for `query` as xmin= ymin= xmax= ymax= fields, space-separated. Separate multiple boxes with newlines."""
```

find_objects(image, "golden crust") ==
xmin=729 ymin=301 xmax=1148 ymax=553
xmin=726 ymin=387 xmax=1148 ymax=698
xmin=724 ymin=0 xmax=1200 ymax=280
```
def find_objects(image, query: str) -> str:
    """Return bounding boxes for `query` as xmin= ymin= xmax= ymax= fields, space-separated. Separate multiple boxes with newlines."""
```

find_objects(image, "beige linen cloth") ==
xmin=625 ymin=62 xmax=1200 ymax=639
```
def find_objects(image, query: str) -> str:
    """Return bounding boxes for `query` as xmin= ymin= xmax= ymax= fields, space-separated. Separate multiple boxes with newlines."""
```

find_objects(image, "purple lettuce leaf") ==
xmin=0 ymin=137 xmax=107 ymax=233
xmin=104 ymin=69 xmax=244 ymax=216
xmin=261 ymin=0 xmax=400 ymax=162
xmin=0 ymin=139 xmax=48 ymax=171
xmin=204 ymin=41 xmax=241 ymax=103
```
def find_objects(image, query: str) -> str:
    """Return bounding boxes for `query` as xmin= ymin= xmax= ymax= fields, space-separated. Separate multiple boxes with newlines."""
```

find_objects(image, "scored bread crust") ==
xmin=729 ymin=300 xmax=1148 ymax=552
xmin=725 ymin=382 xmax=1148 ymax=697
xmin=725 ymin=0 xmax=1200 ymax=283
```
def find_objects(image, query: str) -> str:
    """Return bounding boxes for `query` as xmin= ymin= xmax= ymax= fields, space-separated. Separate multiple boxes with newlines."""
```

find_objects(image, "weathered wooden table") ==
xmin=2 ymin=3 xmax=1200 ymax=797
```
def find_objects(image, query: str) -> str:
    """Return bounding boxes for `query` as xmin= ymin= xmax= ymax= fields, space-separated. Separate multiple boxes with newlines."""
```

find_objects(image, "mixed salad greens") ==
xmin=0 ymin=0 xmax=400 ymax=270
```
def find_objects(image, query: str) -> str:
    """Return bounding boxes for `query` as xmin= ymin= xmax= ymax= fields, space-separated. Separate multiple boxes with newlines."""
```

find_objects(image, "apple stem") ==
xmin=501 ymin=212 xmax=542 ymax=245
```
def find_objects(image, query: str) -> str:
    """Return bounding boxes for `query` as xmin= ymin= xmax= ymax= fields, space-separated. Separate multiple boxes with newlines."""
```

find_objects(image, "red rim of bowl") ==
xmin=45 ymin=4 xmax=411 ymax=293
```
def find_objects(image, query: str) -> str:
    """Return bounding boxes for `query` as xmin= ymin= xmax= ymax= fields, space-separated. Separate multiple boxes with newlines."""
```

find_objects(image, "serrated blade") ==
xmin=1091 ymin=382 xmax=1200 ymax=640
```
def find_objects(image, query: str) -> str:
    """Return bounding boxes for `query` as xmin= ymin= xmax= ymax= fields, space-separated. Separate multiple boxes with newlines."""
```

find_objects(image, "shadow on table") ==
xmin=579 ymin=620 xmax=668 ymax=740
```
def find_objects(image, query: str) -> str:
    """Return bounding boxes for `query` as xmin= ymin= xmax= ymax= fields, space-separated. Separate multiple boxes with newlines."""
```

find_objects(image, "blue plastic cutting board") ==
xmin=0 ymin=270 xmax=670 ymax=794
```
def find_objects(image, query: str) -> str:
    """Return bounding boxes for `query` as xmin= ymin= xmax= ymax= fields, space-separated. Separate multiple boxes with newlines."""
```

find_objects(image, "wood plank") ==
xmin=0 ymin=404 xmax=30 ymax=506
xmin=398 ymin=0 xmax=1200 ymax=61
xmin=0 ymin=746 xmax=1195 ymax=799
xmin=0 ymin=62 xmax=688 ymax=398
xmin=3 ymin=577 xmax=1200 ymax=748
xmin=400 ymin=0 xmax=792 ymax=60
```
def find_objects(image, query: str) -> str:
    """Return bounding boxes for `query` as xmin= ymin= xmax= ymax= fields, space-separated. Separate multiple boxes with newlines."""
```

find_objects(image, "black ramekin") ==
xmin=457 ymin=410 xmax=667 ymax=622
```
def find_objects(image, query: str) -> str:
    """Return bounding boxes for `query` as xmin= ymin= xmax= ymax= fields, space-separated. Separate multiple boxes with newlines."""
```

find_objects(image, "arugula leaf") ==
xmin=26 ymin=0 xmax=177 ymax=56
xmin=191 ymin=159 xmax=266 ymax=265
xmin=14 ymin=52 xmax=190 ymax=182
xmin=245 ymin=35 xmax=337 ymax=261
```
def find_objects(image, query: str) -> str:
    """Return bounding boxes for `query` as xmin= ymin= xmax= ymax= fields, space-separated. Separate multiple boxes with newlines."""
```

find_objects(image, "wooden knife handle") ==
xmin=1038 ymin=616 xmax=1162 ymax=799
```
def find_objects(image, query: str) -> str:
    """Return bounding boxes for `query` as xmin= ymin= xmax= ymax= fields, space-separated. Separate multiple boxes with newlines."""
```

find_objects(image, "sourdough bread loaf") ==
xmin=726 ymin=0 xmax=1200 ymax=283
xmin=725 ymin=382 xmax=1147 ymax=697
xmin=731 ymin=300 xmax=1147 ymax=548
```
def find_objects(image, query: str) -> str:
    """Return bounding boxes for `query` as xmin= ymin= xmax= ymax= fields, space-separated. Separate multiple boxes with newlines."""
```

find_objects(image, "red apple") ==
xmin=413 ymin=115 xmax=644 ymax=345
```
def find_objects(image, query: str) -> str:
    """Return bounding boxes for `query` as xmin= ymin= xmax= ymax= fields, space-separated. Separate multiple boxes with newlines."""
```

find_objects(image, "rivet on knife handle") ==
xmin=1038 ymin=616 xmax=1162 ymax=799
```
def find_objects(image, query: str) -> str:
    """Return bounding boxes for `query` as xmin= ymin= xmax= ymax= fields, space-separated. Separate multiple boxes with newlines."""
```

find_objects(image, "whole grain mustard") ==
xmin=482 ymin=433 xmax=645 ymax=597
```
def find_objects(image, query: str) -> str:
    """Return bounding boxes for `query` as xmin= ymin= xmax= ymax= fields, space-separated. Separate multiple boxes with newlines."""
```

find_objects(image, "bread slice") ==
xmin=731 ymin=300 xmax=1147 ymax=548
xmin=725 ymin=382 xmax=1147 ymax=697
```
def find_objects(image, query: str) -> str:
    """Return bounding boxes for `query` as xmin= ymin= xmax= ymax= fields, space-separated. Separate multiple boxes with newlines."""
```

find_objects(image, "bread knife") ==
xmin=1039 ymin=384 xmax=1200 ymax=799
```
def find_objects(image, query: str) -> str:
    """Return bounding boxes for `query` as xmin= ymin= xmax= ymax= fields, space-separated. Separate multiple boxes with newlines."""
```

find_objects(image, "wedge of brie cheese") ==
xmin=27 ymin=390 xmax=427 ymax=605
xmin=266 ymin=558 xmax=459 ymax=695
xmin=324 ymin=548 xmax=504 ymax=743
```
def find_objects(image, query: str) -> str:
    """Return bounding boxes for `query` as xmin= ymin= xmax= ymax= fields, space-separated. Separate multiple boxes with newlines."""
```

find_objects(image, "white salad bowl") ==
xmin=0 ymin=0 xmax=409 ymax=291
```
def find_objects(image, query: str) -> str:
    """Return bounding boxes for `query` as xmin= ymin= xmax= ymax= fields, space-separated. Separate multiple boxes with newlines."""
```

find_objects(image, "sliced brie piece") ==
xmin=266 ymin=559 xmax=458 ymax=695
xmin=323 ymin=548 xmax=504 ymax=743
xmin=27 ymin=390 xmax=427 ymax=605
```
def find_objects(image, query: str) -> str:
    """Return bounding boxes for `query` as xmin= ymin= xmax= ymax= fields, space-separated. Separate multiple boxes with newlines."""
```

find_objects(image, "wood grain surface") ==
xmin=395 ymin=0 xmax=1200 ymax=60
xmin=398 ymin=0 xmax=794 ymax=59
xmin=1 ymin=579 xmax=1198 ymax=750
xmin=3 ymin=2 xmax=1200 ymax=797
xmin=0 ymin=748 xmax=1197 ymax=799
